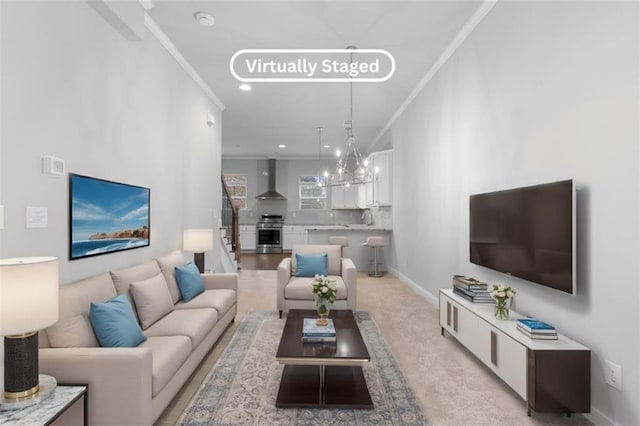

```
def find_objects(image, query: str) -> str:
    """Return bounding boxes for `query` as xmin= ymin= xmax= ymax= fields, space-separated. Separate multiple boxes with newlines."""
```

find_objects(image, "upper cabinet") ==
xmin=331 ymin=185 xmax=360 ymax=209
xmin=365 ymin=149 xmax=393 ymax=207
xmin=328 ymin=149 xmax=392 ymax=209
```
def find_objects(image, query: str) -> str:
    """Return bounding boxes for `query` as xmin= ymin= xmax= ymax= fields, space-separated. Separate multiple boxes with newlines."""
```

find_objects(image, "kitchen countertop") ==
xmin=300 ymin=224 xmax=392 ymax=231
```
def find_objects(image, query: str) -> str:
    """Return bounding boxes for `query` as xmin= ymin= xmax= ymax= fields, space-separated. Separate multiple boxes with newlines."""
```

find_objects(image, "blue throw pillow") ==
xmin=175 ymin=262 xmax=205 ymax=302
xmin=89 ymin=294 xmax=147 ymax=348
xmin=295 ymin=253 xmax=328 ymax=277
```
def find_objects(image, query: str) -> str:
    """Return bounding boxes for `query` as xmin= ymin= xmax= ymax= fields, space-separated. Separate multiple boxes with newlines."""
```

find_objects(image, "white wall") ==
xmin=0 ymin=1 xmax=223 ymax=282
xmin=385 ymin=2 xmax=638 ymax=424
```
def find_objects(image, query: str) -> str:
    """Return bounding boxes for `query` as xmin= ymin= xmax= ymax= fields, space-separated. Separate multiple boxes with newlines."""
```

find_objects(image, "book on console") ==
xmin=303 ymin=318 xmax=336 ymax=336
xmin=516 ymin=326 xmax=558 ymax=340
xmin=516 ymin=324 xmax=557 ymax=336
xmin=452 ymin=275 xmax=488 ymax=290
xmin=517 ymin=318 xmax=555 ymax=332
xmin=453 ymin=287 xmax=495 ymax=303
xmin=452 ymin=284 xmax=491 ymax=296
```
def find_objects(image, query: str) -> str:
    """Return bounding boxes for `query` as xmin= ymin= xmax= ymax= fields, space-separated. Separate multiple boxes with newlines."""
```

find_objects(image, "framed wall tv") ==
xmin=69 ymin=174 xmax=150 ymax=260
xmin=469 ymin=179 xmax=575 ymax=295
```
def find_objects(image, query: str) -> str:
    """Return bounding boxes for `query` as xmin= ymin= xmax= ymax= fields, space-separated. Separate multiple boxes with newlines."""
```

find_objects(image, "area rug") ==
xmin=178 ymin=311 xmax=428 ymax=425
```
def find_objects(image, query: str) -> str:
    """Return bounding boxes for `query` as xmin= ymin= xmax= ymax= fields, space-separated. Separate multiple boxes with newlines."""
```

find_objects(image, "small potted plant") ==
xmin=311 ymin=275 xmax=338 ymax=325
xmin=489 ymin=284 xmax=516 ymax=320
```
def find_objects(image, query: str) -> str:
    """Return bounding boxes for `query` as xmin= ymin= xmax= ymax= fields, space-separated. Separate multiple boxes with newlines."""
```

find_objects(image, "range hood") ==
xmin=256 ymin=159 xmax=286 ymax=200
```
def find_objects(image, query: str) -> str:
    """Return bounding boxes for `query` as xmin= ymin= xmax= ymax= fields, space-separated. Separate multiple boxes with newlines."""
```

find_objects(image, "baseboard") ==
xmin=386 ymin=266 xmax=439 ymax=307
xmin=584 ymin=407 xmax=615 ymax=426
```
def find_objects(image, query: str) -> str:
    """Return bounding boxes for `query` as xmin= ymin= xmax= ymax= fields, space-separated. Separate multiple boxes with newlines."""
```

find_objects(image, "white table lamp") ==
xmin=0 ymin=257 xmax=59 ymax=400
xmin=183 ymin=229 xmax=213 ymax=273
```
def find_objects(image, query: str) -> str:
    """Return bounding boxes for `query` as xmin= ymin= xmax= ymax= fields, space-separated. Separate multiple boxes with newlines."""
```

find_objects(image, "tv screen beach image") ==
xmin=70 ymin=174 xmax=150 ymax=260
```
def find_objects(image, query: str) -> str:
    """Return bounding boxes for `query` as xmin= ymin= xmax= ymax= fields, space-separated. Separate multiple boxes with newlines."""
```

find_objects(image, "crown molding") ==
xmin=365 ymin=0 xmax=498 ymax=152
xmin=144 ymin=13 xmax=225 ymax=111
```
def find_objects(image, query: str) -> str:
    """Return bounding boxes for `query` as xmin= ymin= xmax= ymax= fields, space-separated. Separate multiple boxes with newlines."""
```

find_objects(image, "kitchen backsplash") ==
xmin=238 ymin=205 xmax=392 ymax=227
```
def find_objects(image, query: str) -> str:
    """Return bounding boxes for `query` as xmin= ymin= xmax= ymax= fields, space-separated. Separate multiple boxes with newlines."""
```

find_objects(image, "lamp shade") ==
xmin=183 ymin=229 xmax=214 ymax=252
xmin=0 ymin=257 xmax=59 ymax=336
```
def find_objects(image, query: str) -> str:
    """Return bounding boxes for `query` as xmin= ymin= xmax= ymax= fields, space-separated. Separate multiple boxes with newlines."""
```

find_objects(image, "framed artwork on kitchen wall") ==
xmin=69 ymin=174 xmax=150 ymax=260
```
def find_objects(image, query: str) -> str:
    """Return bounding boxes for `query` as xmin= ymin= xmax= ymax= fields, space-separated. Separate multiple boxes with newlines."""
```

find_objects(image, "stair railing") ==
xmin=221 ymin=176 xmax=240 ymax=267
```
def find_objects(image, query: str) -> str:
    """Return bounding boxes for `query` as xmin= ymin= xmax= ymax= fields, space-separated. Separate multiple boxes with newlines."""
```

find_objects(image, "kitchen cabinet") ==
xmin=239 ymin=225 xmax=256 ymax=251
xmin=370 ymin=150 xmax=392 ymax=206
xmin=282 ymin=226 xmax=307 ymax=251
xmin=331 ymin=186 xmax=359 ymax=209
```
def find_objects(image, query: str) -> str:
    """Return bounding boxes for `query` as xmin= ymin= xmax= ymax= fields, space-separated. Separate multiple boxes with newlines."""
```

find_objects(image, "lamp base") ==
xmin=4 ymin=332 xmax=40 ymax=400
xmin=0 ymin=375 xmax=56 ymax=411
xmin=193 ymin=252 xmax=205 ymax=273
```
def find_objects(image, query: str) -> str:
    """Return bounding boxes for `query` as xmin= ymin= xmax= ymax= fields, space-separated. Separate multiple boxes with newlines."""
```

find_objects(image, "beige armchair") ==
xmin=277 ymin=244 xmax=357 ymax=318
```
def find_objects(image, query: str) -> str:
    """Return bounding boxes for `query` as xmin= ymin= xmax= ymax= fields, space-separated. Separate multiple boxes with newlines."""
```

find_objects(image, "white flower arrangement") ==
xmin=489 ymin=283 xmax=516 ymax=302
xmin=490 ymin=284 xmax=516 ymax=320
xmin=311 ymin=275 xmax=338 ymax=304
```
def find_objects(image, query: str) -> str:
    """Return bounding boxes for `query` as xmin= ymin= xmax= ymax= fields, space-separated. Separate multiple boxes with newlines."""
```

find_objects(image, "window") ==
xmin=299 ymin=175 xmax=327 ymax=210
xmin=223 ymin=174 xmax=247 ymax=209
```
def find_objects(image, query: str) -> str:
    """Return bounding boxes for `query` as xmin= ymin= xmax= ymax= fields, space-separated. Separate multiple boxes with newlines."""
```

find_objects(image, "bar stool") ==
xmin=328 ymin=236 xmax=349 ymax=258
xmin=362 ymin=236 xmax=385 ymax=277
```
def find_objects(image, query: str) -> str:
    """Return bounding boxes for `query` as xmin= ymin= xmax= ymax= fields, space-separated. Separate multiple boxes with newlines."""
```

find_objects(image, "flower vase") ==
xmin=316 ymin=296 xmax=331 ymax=326
xmin=494 ymin=299 xmax=509 ymax=320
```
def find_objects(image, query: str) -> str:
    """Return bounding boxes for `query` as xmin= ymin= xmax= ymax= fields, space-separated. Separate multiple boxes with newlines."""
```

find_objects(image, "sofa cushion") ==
xmin=90 ymin=294 xmax=147 ymax=347
xmin=292 ymin=245 xmax=341 ymax=276
xmin=110 ymin=260 xmax=162 ymax=320
xmin=138 ymin=336 xmax=191 ymax=397
xmin=130 ymin=273 xmax=174 ymax=329
xmin=174 ymin=289 xmax=236 ymax=317
xmin=144 ymin=309 xmax=217 ymax=350
xmin=156 ymin=251 xmax=189 ymax=304
xmin=46 ymin=314 xmax=99 ymax=348
xmin=46 ymin=272 xmax=117 ymax=348
xmin=295 ymin=253 xmax=328 ymax=277
xmin=284 ymin=276 xmax=347 ymax=300
xmin=175 ymin=263 xmax=205 ymax=302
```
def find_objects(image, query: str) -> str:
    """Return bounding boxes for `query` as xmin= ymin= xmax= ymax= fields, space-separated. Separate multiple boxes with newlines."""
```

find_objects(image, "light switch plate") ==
xmin=0 ymin=205 xmax=4 ymax=229
xmin=43 ymin=156 xmax=65 ymax=176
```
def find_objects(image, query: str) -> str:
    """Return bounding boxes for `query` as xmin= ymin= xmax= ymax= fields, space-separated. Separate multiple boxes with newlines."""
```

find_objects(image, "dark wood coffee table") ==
xmin=275 ymin=309 xmax=373 ymax=409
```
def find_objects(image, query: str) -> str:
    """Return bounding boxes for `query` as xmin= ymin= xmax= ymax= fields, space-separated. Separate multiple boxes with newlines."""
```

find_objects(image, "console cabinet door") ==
xmin=476 ymin=319 xmax=527 ymax=399
xmin=439 ymin=293 xmax=477 ymax=352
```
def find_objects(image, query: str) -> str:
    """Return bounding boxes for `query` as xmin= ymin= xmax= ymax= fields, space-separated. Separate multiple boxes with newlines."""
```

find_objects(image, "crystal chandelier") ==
xmin=321 ymin=47 xmax=373 ymax=188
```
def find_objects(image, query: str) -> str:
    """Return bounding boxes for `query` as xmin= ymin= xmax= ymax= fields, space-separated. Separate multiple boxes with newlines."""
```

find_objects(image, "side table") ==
xmin=0 ymin=382 xmax=88 ymax=426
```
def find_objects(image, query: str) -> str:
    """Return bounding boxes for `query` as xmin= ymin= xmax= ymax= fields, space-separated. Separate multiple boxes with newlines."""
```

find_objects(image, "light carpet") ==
xmin=177 ymin=311 xmax=428 ymax=425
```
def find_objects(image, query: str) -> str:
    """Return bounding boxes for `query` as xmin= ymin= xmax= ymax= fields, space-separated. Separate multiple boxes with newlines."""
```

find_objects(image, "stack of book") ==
xmin=452 ymin=275 xmax=494 ymax=303
xmin=302 ymin=318 xmax=337 ymax=343
xmin=516 ymin=318 xmax=558 ymax=340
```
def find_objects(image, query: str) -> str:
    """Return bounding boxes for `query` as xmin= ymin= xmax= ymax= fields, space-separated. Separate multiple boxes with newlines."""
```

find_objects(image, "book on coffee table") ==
xmin=303 ymin=318 xmax=336 ymax=337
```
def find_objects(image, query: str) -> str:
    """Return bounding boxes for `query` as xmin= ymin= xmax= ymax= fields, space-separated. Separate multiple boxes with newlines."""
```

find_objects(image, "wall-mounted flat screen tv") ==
xmin=69 ymin=174 xmax=150 ymax=260
xmin=469 ymin=179 xmax=575 ymax=294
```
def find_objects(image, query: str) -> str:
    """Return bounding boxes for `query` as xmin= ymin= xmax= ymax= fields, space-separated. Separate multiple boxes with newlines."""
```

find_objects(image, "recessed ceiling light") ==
xmin=239 ymin=84 xmax=252 ymax=91
xmin=278 ymin=144 xmax=286 ymax=149
xmin=194 ymin=12 xmax=215 ymax=27
xmin=323 ymin=144 xmax=331 ymax=149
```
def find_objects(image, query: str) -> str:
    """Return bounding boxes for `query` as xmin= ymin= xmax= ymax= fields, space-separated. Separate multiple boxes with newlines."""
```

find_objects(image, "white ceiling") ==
xmin=148 ymin=1 xmax=483 ymax=159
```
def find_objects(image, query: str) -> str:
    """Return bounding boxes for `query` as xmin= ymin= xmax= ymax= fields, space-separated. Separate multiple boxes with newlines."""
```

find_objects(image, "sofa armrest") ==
xmin=201 ymin=272 xmax=238 ymax=292
xmin=39 ymin=347 xmax=153 ymax=425
xmin=342 ymin=258 xmax=357 ymax=310
xmin=277 ymin=258 xmax=292 ymax=311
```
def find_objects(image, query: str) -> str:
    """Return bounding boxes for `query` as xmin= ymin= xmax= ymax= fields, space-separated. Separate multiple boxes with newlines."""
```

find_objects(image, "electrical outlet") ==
xmin=605 ymin=360 xmax=622 ymax=391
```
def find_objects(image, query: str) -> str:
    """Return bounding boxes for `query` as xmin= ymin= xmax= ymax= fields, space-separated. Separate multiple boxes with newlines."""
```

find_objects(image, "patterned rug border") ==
xmin=178 ymin=311 xmax=428 ymax=425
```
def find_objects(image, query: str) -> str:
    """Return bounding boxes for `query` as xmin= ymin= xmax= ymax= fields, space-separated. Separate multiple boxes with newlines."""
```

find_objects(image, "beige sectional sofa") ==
xmin=38 ymin=251 xmax=237 ymax=425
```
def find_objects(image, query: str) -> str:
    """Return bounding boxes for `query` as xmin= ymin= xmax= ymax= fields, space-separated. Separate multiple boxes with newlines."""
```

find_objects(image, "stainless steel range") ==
xmin=256 ymin=214 xmax=284 ymax=254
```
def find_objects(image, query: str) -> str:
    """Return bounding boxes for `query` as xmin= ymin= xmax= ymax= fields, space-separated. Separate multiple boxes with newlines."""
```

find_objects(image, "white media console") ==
xmin=439 ymin=289 xmax=590 ymax=416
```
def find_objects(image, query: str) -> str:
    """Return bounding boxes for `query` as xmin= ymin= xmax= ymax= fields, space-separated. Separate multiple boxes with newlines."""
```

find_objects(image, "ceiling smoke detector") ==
xmin=194 ymin=12 xmax=215 ymax=27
